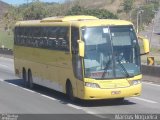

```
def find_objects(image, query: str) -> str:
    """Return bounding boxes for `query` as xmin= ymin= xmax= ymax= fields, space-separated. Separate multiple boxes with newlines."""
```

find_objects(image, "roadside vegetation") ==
xmin=0 ymin=29 xmax=13 ymax=49
xmin=0 ymin=0 xmax=159 ymax=50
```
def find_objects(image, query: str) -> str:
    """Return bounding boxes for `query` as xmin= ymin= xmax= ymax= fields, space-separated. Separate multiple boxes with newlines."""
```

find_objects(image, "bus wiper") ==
xmin=101 ymin=60 xmax=111 ymax=79
xmin=117 ymin=60 xmax=133 ymax=78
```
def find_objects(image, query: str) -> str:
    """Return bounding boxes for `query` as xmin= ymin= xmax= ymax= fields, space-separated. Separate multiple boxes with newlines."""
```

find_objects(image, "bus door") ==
xmin=71 ymin=27 xmax=84 ymax=98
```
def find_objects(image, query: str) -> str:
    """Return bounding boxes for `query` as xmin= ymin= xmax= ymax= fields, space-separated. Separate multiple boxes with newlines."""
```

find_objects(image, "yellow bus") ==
xmin=14 ymin=15 xmax=149 ymax=101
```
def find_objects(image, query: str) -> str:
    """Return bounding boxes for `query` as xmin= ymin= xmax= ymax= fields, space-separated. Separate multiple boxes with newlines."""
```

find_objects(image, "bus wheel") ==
xmin=66 ymin=82 xmax=75 ymax=102
xmin=22 ymin=69 xmax=28 ymax=87
xmin=28 ymin=70 xmax=34 ymax=89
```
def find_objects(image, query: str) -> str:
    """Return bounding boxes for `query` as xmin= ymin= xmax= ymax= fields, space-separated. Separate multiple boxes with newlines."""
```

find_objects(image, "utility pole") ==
xmin=136 ymin=10 xmax=144 ymax=33
xmin=149 ymin=10 xmax=159 ymax=49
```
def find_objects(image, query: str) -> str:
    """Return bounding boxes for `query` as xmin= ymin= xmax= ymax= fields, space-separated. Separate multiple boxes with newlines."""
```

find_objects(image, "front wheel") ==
xmin=66 ymin=82 xmax=76 ymax=102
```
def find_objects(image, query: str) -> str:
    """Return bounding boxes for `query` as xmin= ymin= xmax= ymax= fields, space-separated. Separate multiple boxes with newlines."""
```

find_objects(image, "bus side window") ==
xmin=48 ymin=27 xmax=58 ymax=49
xmin=71 ymin=27 xmax=79 ymax=54
xmin=42 ymin=27 xmax=48 ymax=48
xmin=21 ymin=27 xmax=25 ymax=45
xmin=14 ymin=27 xmax=18 ymax=45
xmin=48 ymin=27 xmax=69 ymax=51
xmin=58 ymin=27 xmax=69 ymax=51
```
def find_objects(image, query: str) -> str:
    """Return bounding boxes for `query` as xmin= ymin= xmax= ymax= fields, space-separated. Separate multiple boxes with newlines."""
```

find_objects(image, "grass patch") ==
xmin=0 ymin=30 xmax=13 ymax=49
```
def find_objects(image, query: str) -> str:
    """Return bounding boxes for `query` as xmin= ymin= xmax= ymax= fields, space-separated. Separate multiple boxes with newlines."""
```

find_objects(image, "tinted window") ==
xmin=71 ymin=27 xmax=79 ymax=54
xmin=14 ymin=26 xmax=69 ymax=51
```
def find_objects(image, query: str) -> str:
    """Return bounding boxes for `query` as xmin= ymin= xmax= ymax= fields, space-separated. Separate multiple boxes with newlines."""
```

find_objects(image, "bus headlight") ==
xmin=85 ymin=82 xmax=100 ymax=88
xmin=129 ymin=80 xmax=141 ymax=85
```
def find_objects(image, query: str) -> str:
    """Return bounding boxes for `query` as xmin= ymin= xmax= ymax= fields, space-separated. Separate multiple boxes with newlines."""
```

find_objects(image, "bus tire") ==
xmin=22 ymin=68 xmax=28 ymax=87
xmin=66 ymin=81 xmax=75 ymax=102
xmin=28 ymin=70 xmax=34 ymax=89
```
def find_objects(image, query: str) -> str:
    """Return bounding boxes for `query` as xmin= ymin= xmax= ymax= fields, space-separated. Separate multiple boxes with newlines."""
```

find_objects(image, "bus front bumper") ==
xmin=83 ymin=83 xmax=142 ymax=100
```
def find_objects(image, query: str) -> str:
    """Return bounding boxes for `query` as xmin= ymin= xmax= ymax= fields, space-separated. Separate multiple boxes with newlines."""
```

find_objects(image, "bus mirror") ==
xmin=143 ymin=38 xmax=150 ymax=54
xmin=138 ymin=36 xmax=150 ymax=55
xmin=77 ymin=40 xmax=85 ymax=57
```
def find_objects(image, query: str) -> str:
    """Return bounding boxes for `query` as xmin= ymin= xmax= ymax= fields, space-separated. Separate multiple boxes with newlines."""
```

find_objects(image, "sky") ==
xmin=1 ymin=0 xmax=65 ymax=5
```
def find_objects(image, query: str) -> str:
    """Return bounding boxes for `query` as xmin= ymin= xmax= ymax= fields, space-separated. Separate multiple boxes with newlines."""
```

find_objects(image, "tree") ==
xmin=3 ymin=6 xmax=22 ymax=31
xmin=23 ymin=1 xmax=47 ymax=20
xmin=122 ymin=0 xmax=134 ymax=14
xmin=66 ymin=5 xmax=85 ymax=15
xmin=66 ymin=5 xmax=118 ymax=19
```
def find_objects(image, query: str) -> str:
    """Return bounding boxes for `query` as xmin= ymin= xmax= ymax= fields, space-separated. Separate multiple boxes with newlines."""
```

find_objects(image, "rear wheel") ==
xmin=22 ymin=69 xmax=28 ymax=87
xmin=28 ymin=70 xmax=34 ymax=89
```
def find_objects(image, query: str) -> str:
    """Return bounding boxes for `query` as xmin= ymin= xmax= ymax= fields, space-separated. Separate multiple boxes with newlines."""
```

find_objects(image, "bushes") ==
xmin=121 ymin=0 xmax=134 ymax=14
xmin=131 ymin=2 xmax=160 ymax=31
xmin=66 ymin=5 xmax=118 ymax=19
xmin=23 ymin=1 xmax=47 ymax=20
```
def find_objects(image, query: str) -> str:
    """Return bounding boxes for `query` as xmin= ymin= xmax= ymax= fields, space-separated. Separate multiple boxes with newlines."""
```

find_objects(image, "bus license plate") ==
xmin=111 ymin=91 xmax=121 ymax=95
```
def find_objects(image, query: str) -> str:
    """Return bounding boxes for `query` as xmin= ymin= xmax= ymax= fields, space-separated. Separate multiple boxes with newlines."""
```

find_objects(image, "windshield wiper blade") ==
xmin=101 ymin=60 xmax=111 ymax=79
xmin=117 ymin=60 xmax=133 ymax=78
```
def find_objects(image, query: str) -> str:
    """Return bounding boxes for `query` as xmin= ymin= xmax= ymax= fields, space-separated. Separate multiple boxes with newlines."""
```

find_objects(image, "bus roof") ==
xmin=15 ymin=15 xmax=133 ymax=27
xmin=41 ymin=15 xmax=99 ymax=22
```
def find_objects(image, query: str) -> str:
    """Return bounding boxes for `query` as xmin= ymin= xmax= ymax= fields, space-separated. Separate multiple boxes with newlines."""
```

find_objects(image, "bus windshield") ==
xmin=82 ymin=26 xmax=141 ymax=79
